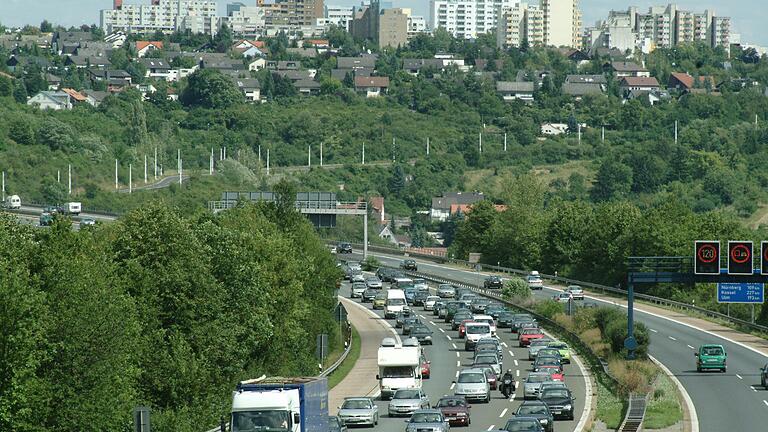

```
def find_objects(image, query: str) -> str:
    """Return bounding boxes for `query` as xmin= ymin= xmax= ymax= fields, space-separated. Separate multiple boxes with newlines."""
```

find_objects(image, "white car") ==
xmin=553 ymin=292 xmax=572 ymax=303
xmin=328 ymin=245 xmax=338 ymax=254
xmin=424 ymin=295 xmax=440 ymax=311
xmin=565 ymin=285 xmax=584 ymax=300
xmin=351 ymin=273 xmax=365 ymax=284
xmin=527 ymin=274 xmax=543 ymax=290
xmin=413 ymin=278 xmax=429 ymax=291
xmin=472 ymin=315 xmax=497 ymax=335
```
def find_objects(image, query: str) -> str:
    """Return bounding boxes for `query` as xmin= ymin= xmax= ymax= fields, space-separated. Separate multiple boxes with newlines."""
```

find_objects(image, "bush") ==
xmin=604 ymin=317 xmax=650 ymax=358
xmin=535 ymin=299 xmax=564 ymax=319
xmin=363 ymin=256 xmax=380 ymax=271
xmin=502 ymin=277 xmax=531 ymax=300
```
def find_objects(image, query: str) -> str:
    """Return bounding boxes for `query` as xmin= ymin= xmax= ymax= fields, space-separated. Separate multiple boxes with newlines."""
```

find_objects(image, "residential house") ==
xmin=45 ymin=73 xmax=62 ymax=90
xmin=626 ymin=89 xmax=670 ymax=106
xmin=135 ymin=41 xmax=164 ymax=57
xmin=27 ymin=91 xmax=72 ymax=110
xmin=89 ymin=69 xmax=132 ymax=92
xmin=104 ymin=32 xmax=127 ymax=49
xmin=232 ymin=78 xmax=261 ymax=102
xmin=60 ymin=88 xmax=91 ymax=106
xmin=266 ymin=60 xmax=301 ymax=70
xmin=619 ymin=77 xmax=660 ymax=95
xmin=7 ymin=55 xmax=53 ymax=73
xmin=430 ymin=192 xmax=485 ymax=222
xmin=337 ymin=56 xmax=376 ymax=70
xmin=607 ymin=61 xmax=650 ymax=78
xmin=65 ymin=55 xmax=111 ymax=69
xmin=82 ymin=89 xmax=110 ymax=107
xmin=201 ymin=58 xmax=247 ymax=73
xmin=139 ymin=58 xmax=173 ymax=81
xmin=515 ymin=70 xmax=551 ymax=88
xmin=540 ymin=123 xmax=570 ymax=135
xmin=562 ymin=74 xmax=607 ymax=97
xmin=248 ymin=57 xmax=267 ymax=71
xmin=274 ymin=70 xmax=314 ymax=81
xmin=668 ymin=72 xmax=716 ymax=92
xmin=496 ymin=81 xmax=535 ymax=102
xmin=53 ymin=31 xmax=92 ymax=54
xmin=286 ymin=47 xmax=318 ymax=58
xmin=369 ymin=196 xmax=386 ymax=225
xmin=232 ymin=40 xmax=265 ymax=58
xmin=19 ymin=34 xmax=53 ymax=49
xmin=377 ymin=225 xmax=398 ymax=246
xmin=354 ymin=76 xmax=389 ymax=97
xmin=559 ymin=48 xmax=590 ymax=62
xmin=294 ymin=79 xmax=321 ymax=96
xmin=136 ymin=84 xmax=158 ymax=100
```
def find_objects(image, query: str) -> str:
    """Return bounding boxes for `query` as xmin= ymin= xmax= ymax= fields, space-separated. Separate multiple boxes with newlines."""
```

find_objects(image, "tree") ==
xmin=213 ymin=24 xmax=233 ymax=53
xmin=8 ymin=118 xmax=36 ymax=145
xmin=41 ymin=179 xmax=67 ymax=204
xmin=38 ymin=118 xmax=75 ymax=151
xmin=0 ymin=74 xmax=12 ymax=97
xmin=591 ymin=159 xmax=633 ymax=202
xmin=502 ymin=277 xmax=531 ymax=300
xmin=180 ymin=69 xmax=243 ymax=109
xmin=13 ymin=80 xmax=28 ymax=103
xmin=320 ymin=77 xmax=342 ymax=95
xmin=40 ymin=20 xmax=53 ymax=33
xmin=628 ymin=152 xmax=668 ymax=193
xmin=388 ymin=164 xmax=406 ymax=197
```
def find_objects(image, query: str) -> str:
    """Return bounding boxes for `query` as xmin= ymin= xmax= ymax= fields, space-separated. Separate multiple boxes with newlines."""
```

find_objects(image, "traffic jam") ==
xmin=335 ymin=258 xmax=585 ymax=432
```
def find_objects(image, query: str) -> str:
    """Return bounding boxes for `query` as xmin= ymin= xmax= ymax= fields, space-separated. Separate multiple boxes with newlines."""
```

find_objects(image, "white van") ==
xmin=464 ymin=323 xmax=492 ymax=351
xmin=385 ymin=289 xmax=408 ymax=319
xmin=5 ymin=195 xmax=21 ymax=209
xmin=472 ymin=315 xmax=497 ymax=335
xmin=62 ymin=202 xmax=81 ymax=215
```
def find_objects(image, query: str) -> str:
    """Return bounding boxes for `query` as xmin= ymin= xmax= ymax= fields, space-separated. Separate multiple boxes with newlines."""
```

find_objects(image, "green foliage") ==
xmin=8 ymin=118 xmax=36 ymax=145
xmin=534 ymin=300 xmax=564 ymax=319
xmin=591 ymin=159 xmax=633 ymax=202
xmin=502 ymin=277 xmax=530 ymax=300
xmin=181 ymin=69 xmax=243 ymax=109
xmin=12 ymin=80 xmax=27 ymax=103
xmin=0 ymin=74 xmax=12 ymax=97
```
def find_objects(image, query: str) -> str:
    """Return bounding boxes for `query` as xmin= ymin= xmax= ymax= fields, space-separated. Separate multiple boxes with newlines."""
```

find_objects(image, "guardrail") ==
xmin=342 ymin=242 xmax=768 ymax=334
xmin=619 ymin=392 xmax=648 ymax=432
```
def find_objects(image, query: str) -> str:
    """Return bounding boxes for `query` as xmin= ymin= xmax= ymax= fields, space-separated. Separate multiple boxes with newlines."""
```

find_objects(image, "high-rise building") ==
xmin=497 ymin=2 xmax=544 ymax=49
xmin=350 ymin=1 xmax=418 ymax=47
xmin=379 ymin=8 xmax=409 ymax=48
xmin=321 ymin=5 xmax=355 ymax=30
xmin=221 ymin=5 xmax=266 ymax=37
xmin=541 ymin=0 xmax=581 ymax=47
xmin=265 ymin=0 xmax=325 ymax=27
xmin=429 ymin=0 xmax=516 ymax=40
xmin=101 ymin=0 xmax=219 ymax=34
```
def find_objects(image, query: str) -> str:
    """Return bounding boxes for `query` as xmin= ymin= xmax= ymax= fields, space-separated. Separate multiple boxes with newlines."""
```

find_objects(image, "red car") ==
xmin=435 ymin=396 xmax=471 ymax=426
xmin=539 ymin=365 xmax=565 ymax=382
xmin=458 ymin=319 xmax=475 ymax=338
xmin=519 ymin=327 xmax=545 ymax=347
xmin=479 ymin=366 xmax=498 ymax=390
xmin=420 ymin=355 xmax=431 ymax=379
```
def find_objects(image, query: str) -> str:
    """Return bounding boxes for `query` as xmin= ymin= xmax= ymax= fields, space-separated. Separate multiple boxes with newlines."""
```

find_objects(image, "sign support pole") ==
xmin=626 ymin=276 xmax=637 ymax=360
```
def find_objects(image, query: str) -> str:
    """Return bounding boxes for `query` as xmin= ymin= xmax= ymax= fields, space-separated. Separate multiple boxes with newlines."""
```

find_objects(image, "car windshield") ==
xmin=394 ymin=390 xmax=420 ymax=399
xmin=410 ymin=413 xmax=443 ymax=423
xmin=542 ymin=390 xmax=569 ymax=399
xmin=549 ymin=343 xmax=567 ymax=349
xmin=522 ymin=329 xmax=540 ymax=335
xmin=466 ymin=325 xmax=490 ymax=334
xmin=342 ymin=400 xmax=370 ymax=409
xmin=427 ymin=296 xmax=439 ymax=301
xmin=387 ymin=299 xmax=406 ymax=306
xmin=702 ymin=347 xmax=724 ymax=356
xmin=232 ymin=410 xmax=290 ymax=432
xmin=527 ymin=375 xmax=549 ymax=383
xmin=504 ymin=419 xmax=542 ymax=431
xmin=376 ymin=294 xmax=387 ymax=300
xmin=475 ymin=356 xmax=495 ymax=365
xmin=458 ymin=373 xmax=485 ymax=383
xmin=518 ymin=405 xmax=548 ymax=415
xmin=437 ymin=398 xmax=466 ymax=408
xmin=383 ymin=366 xmax=414 ymax=378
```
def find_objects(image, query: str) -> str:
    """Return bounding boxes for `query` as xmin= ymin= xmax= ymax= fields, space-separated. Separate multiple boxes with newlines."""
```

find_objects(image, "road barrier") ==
xmin=340 ymin=242 xmax=768 ymax=334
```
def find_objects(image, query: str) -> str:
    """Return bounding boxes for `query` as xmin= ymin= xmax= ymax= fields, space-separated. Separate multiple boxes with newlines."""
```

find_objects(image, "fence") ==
xmin=345 ymin=242 xmax=768 ymax=334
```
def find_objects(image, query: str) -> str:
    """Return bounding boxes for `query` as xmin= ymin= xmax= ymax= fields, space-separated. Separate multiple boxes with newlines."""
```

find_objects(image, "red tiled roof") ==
xmin=670 ymin=72 xmax=715 ymax=89
xmin=61 ymin=88 xmax=87 ymax=102
xmin=136 ymin=41 xmax=163 ymax=52
xmin=620 ymin=77 xmax=660 ymax=87
xmin=354 ymin=76 xmax=389 ymax=88
xmin=305 ymin=39 xmax=329 ymax=46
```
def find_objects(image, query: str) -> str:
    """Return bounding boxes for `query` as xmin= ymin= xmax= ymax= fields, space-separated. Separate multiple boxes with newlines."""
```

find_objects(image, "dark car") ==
xmin=411 ymin=325 xmax=434 ymax=345
xmin=434 ymin=396 xmax=471 ymax=426
xmin=402 ymin=317 xmax=421 ymax=335
xmin=395 ymin=310 xmax=414 ymax=328
xmin=413 ymin=291 xmax=430 ymax=306
xmin=485 ymin=304 xmax=507 ymax=319
xmin=328 ymin=415 xmax=347 ymax=432
xmin=445 ymin=302 xmax=470 ymax=322
xmin=539 ymin=388 xmax=575 ymax=420
xmin=452 ymin=311 xmax=474 ymax=330
xmin=514 ymin=401 xmax=554 ymax=432
xmin=362 ymin=288 xmax=378 ymax=302
xmin=497 ymin=311 xmax=516 ymax=328
xmin=400 ymin=259 xmax=418 ymax=271
xmin=501 ymin=417 xmax=544 ymax=432
xmin=484 ymin=276 xmax=504 ymax=289
xmin=338 ymin=242 xmax=353 ymax=253
xmin=376 ymin=267 xmax=392 ymax=281
xmin=762 ymin=363 xmax=768 ymax=388
xmin=479 ymin=365 xmax=498 ymax=390
xmin=404 ymin=287 xmax=418 ymax=304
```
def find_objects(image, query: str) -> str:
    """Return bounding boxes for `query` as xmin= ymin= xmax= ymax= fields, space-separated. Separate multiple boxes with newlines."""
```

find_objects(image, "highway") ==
xmin=348 ymin=250 xmax=768 ymax=432
xmin=338 ymin=275 xmax=591 ymax=432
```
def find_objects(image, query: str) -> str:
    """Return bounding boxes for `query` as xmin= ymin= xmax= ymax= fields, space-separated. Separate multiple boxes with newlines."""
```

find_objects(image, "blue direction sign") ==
xmin=717 ymin=283 xmax=765 ymax=303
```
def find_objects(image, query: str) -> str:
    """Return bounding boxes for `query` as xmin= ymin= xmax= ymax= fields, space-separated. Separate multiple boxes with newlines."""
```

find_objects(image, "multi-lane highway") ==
xmin=348 ymin=251 xmax=768 ymax=432
xmin=338 ymin=274 xmax=591 ymax=432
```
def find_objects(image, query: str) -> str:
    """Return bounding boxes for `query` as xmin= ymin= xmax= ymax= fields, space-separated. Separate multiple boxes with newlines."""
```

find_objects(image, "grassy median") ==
xmin=327 ymin=326 xmax=361 ymax=389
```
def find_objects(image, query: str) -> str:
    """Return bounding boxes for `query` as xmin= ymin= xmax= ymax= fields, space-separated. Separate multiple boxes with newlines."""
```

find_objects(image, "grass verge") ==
xmin=595 ymin=381 xmax=624 ymax=430
xmin=644 ymin=374 xmax=683 ymax=429
xmin=327 ymin=326 xmax=361 ymax=389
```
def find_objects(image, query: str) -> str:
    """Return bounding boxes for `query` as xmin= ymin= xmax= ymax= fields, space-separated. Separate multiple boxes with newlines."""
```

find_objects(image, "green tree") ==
xmin=502 ymin=277 xmax=531 ymax=300
xmin=628 ymin=152 xmax=668 ymax=193
xmin=388 ymin=164 xmax=406 ymax=197
xmin=41 ymin=179 xmax=67 ymax=204
xmin=39 ymin=20 xmax=53 ymax=32
xmin=591 ymin=159 xmax=633 ymax=202
xmin=452 ymin=200 xmax=497 ymax=259
xmin=8 ymin=117 xmax=36 ymax=145
xmin=180 ymin=69 xmax=243 ymax=109
xmin=38 ymin=117 xmax=75 ymax=151
xmin=213 ymin=24 xmax=233 ymax=53
xmin=0 ymin=74 xmax=12 ymax=97
xmin=13 ymin=80 xmax=28 ymax=103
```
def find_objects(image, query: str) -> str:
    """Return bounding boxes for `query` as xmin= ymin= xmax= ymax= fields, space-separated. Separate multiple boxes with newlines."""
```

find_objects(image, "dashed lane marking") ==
xmin=509 ymin=350 xmax=514 ymax=357
xmin=457 ymin=360 xmax=461 ymax=367
xmin=439 ymin=328 xmax=445 ymax=333
xmin=456 ymin=352 xmax=460 ymax=358
xmin=687 ymin=345 xmax=695 ymax=350
xmin=447 ymin=335 xmax=452 ymax=340
xmin=516 ymin=370 xmax=520 ymax=377
xmin=456 ymin=371 xmax=460 ymax=378
xmin=452 ymin=343 xmax=457 ymax=349
xmin=499 ymin=408 xmax=508 ymax=418
xmin=450 ymin=383 xmax=456 ymax=390
xmin=736 ymin=374 xmax=743 ymax=380
xmin=514 ymin=360 xmax=519 ymax=366
xmin=650 ymin=329 xmax=658 ymax=333
xmin=487 ymin=425 xmax=495 ymax=431
xmin=669 ymin=336 xmax=677 ymax=341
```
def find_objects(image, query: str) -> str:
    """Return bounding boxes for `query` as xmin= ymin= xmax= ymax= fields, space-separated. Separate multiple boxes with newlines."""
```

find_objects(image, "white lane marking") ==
xmin=456 ymin=371 xmax=460 ymax=378
xmin=509 ymin=393 xmax=516 ymax=402
xmin=571 ymin=347 xmax=594 ymax=432
xmin=456 ymin=352 xmax=460 ymax=358
xmin=736 ymin=374 xmax=743 ymax=380
xmin=516 ymin=370 xmax=520 ymax=377
xmin=763 ymin=400 xmax=768 ymax=407
xmin=687 ymin=345 xmax=695 ymax=350
xmin=457 ymin=360 xmax=461 ymax=367
xmin=487 ymin=425 xmax=495 ymax=431
xmin=439 ymin=328 xmax=445 ymax=333
xmin=447 ymin=335 xmax=452 ymax=340
xmin=650 ymin=355 xmax=699 ymax=432
xmin=499 ymin=408 xmax=508 ymax=418
xmin=419 ymin=314 xmax=425 ymax=318
xmin=514 ymin=360 xmax=519 ymax=366
xmin=501 ymin=342 xmax=508 ymax=347
xmin=450 ymin=382 xmax=456 ymax=390
xmin=509 ymin=350 xmax=514 ymax=357
xmin=752 ymin=386 xmax=759 ymax=392
xmin=650 ymin=328 xmax=658 ymax=333
xmin=668 ymin=336 xmax=677 ymax=341
xmin=430 ymin=321 xmax=436 ymax=325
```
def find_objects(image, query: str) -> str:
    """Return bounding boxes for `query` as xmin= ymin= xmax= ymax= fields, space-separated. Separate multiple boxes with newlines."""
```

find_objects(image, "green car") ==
xmin=547 ymin=341 xmax=571 ymax=364
xmin=696 ymin=344 xmax=726 ymax=372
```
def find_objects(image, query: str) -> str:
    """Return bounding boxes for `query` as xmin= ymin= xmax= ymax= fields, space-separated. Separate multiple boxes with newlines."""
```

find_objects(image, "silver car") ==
xmin=351 ymin=273 xmax=365 ymax=284
xmin=523 ymin=372 xmax=554 ymax=400
xmin=351 ymin=282 xmax=367 ymax=298
xmin=347 ymin=261 xmax=362 ymax=272
xmin=424 ymin=296 xmax=440 ymax=311
xmin=453 ymin=368 xmax=490 ymax=403
xmin=566 ymin=285 xmax=584 ymax=300
xmin=405 ymin=409 xmax=450 ymax=432
xmin=338 ymin=397 xmax=379 ymax=426
xmin=472 ymin=352 xmax=502 ymax=375
xmin=437 ymin=284 xmax=456 ymax=298
xmin=413 ymin=278 xmax=429 ymax=291
xmin=527 ymin=338 xmax=555 ymax=360
xmin=365 ymin=277 xmax=383 ymax=289
xmin=538 ymin=381 xmax=568 ymax=397
xmin=389 ymin=389 xmax=430 ymax=417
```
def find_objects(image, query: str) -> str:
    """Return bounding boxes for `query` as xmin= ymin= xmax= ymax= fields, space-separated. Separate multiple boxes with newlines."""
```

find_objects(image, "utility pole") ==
xmin=479 ymin=132 xmax=482 ymax=153
xmin=362 ymin=142 xmax=366 ymax=165
xmin=426 ymin=137 xmax=430 ymax=156
xmin=320 ymin=142 xmax=323 ymax=166
xmin=178 ymin=149 xmax=182 ymax=185
xmin=258 ymin=145 xmax=261 ymax=164
xmin=223 ymin=147 xmax=227 ymax=160
xmin=115 ymin=159 xmax=119 ymax=190
xmin=391 ymin=137 xmax=395 ymax=162
xmin=57 ymin=170 xmax=60 ymax=183
xmin=503 ymin=133 xmax=507 ymax=152
xmin=144 ymin=155 xmax=147 ymax=184
xmin=67 ymin=164 xmax=71 ymax=195
xmin=266 ymin=149 xmax=270 ymax=176
xmin=1 ymin=171 xmax=5 ymax=202
xmin=308 ymin=145 xmax=311 ymax=167
xmin=674 ymin=120 xmax=678 ymax=144
xmin=210 ymin=148 xmax=214 ymax=175
xmin=129 ymin=163 xmax=132 ymax=194
xmin=577 ymin=123 xmax=582 ymax=145
xmin=601 ymin=126 xmax=605 ymax=142
xmin=153 ymin=147 xmax=157 ymax=180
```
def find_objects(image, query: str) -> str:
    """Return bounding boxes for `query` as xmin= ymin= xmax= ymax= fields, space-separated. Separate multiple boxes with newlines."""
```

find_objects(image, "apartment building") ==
xmin=320 ymin=5 xmax=355 ymax=30
xmin=497 ymin=2 xmax=544 ymax=48
xmin=351 ymin=1 xmax=421 ymax=47
xmin=101 ymin=0 xmax=218 ymax=34
xmin=541 ymin=0 xmax=581 ymax=47
xmin=430 ymin=0 xmax=516 ymax=40
xmin=379 ymin=8 xmax=409 ymax=48
xmin=221 ymin=4 xmax=266 ymax=37
xmin=265 ymin=0 xmax=325 ymax=27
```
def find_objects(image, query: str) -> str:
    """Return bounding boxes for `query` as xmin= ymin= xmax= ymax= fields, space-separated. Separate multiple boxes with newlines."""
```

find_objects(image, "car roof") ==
xmin=343 ymin=397 xmax=373 ymax=401
xmin=460 ymin=367 xmax=487 ymax=374
xmin=411 ymin=408 xmax=443 ymax=415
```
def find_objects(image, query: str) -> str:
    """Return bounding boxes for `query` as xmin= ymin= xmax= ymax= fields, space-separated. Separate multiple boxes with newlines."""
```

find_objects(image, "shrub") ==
xmin=502 ymin=277 xmax=530 ymax=300
xmin=535 ymin=299 xmax=564 ymax=319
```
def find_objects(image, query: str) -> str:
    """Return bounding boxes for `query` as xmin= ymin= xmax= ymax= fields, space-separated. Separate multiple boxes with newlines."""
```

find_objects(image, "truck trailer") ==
xmin=231 ymin=376 xmax=328 ymax=432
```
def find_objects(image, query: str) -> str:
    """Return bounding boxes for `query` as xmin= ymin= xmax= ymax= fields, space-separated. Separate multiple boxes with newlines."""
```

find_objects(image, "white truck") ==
xmin=384 ymin=289 xmax=408 ymax=319
xmin=61 ymin=202 xmax=81 ymax=215
xmin=230 ymin=376 xmax=328 ymax=432
xmin=376 ymin=337 xmax=422 ymax=400
xmin=4 ymin=195 xmax=21 ymax=209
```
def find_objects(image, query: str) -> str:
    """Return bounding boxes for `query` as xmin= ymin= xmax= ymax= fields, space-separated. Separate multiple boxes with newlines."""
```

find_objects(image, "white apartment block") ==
xmin=497 ymin=2 xmax=544 ymax=48
xmin=408 ymin=15 xmax=428 ymax=38
xmin=101 ymin=0 xmax=219 ymax=35
xmin=221 ymin=6 xmax=266 ymax=37
xmin=430 ymin=0 xmax=515 ymax=40
xmin=541 ymin=0 xmax=581 ymax=48
xmin=585 ymin=4 xmax=730 ymax=54
xmin=322 ymin=5 xmax=354 ymax=30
